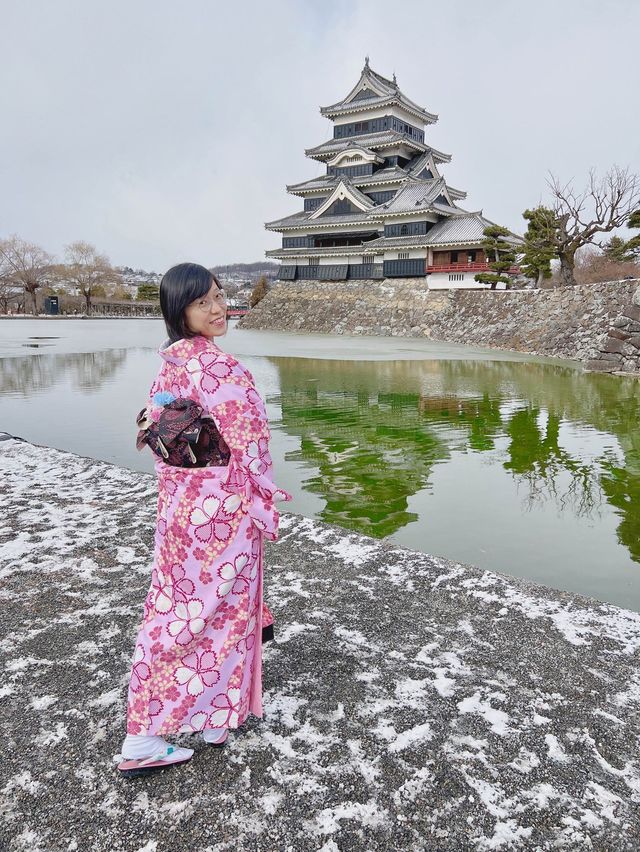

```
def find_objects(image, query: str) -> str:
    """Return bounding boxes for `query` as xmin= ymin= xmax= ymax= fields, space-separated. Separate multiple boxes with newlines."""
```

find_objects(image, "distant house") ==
xmin=266 ymin=59 xmax=520 ymax=289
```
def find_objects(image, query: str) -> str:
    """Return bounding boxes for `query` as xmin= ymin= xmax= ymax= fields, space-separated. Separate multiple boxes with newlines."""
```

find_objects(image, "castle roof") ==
xmin=424 ymin=213 xmax=522 ymax=246
xmin=287 ymin=166 xmax=411 ymax=195
xmin=265 ymin=213 xmax=522 ymax=257
xmin=265 ymin=180 xmax=465 ymax=232
xmin=320 ymin=60 xmax=438 ymax=125
xmin=286 ymin=158 xmax=466 ymax=202
xmin=265 ymin=209 xmax=378 ymax=231
xmin=377 ymin=179 xmax=458 ymax=216
xmin=305 ymin=132 xmax=441 ymax=161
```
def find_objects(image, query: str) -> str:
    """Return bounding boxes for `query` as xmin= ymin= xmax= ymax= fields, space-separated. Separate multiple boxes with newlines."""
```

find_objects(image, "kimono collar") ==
xmin=159 ymin=335 xmax=221 ymax=366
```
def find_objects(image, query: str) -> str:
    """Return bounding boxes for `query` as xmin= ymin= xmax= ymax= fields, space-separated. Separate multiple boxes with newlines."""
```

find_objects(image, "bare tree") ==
xmin=0 ymin=277 xmax=13 ymax=314
xmin=0 ymin=250 xmax=11 ymax=314
xmin=548 ymin=166 xmax=640 ymax=286
xmin=249 ymin=275 xmax=269 ymax=307
xmin=63 ymin=241 xmax=121 ymax=315
xmin=0 ymin=235 xmax=55 ymax=314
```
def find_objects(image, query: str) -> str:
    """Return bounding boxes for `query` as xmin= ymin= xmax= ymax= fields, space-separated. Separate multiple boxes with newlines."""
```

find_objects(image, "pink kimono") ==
xmin=126 ymin=334 xmax=291 ymax=736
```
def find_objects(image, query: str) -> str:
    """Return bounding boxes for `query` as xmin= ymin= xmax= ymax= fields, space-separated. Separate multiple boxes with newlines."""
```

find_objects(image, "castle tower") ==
xmin=265 ymin=60 xmax=519 ymax=289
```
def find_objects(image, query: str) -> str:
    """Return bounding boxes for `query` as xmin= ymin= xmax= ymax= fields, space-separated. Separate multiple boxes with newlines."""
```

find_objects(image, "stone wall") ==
xmin=239 ymin=278 xmax=640 ymax=369
xmin=240 ymin=278 xmax=451 ymax=337
xmin=586 ymin=287 xmax=640 ymax=372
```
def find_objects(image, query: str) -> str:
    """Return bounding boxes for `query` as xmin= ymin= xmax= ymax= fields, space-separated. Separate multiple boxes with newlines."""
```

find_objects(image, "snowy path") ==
xmin=0 ymin=438 xmax=639 ymax=851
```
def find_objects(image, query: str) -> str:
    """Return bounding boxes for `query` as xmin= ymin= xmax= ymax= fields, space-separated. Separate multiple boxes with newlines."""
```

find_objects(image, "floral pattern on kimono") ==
xmin=126 ymin=335 xmax=290 ymax=736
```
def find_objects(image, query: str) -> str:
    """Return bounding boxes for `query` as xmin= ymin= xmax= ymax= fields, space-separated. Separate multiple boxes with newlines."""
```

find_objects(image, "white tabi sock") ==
xmin=202 ymin=727 xmax=228 ymax=744
xmin=121 ymin=733 xmax=186 ymax=760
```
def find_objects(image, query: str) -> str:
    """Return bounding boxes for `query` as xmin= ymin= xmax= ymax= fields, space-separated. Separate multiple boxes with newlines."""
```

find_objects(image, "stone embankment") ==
xmin=2 ymin=438 xmax=640 ymax=850
xmin=239 ymin=278 xmax=640 ymax=370
xmin=586 ymin=285 xmax=640 ymax=372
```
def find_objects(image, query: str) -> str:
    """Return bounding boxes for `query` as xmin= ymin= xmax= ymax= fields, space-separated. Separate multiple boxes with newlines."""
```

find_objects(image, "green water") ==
xmin=268 ymin=357 xmax=640 ymax=604
xmin=1 ymin=319 xmax=639 ymax=609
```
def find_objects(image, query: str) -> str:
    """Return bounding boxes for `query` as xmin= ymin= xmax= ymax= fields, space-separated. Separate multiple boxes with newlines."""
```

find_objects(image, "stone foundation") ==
xmin=240 ymin=278 xmax=450 ymax=337
xmin=586 ymin=287 xmax=640 ymax=372
xmin=239 ymin=278 xmax=640 ymax=368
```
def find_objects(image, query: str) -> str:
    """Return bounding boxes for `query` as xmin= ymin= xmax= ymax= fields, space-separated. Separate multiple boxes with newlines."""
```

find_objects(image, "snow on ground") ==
xmin=1 ymin=439 xmax=639 ymax=851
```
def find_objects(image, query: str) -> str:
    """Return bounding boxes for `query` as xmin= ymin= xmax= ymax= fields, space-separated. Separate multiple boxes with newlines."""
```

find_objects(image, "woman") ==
xmin=118 ymin=263 xmax=290 ymax=777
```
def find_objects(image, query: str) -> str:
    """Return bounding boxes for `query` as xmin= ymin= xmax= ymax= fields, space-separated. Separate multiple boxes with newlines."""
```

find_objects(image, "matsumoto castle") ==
xmin=266 ymin=60 xmax=519 ymax=288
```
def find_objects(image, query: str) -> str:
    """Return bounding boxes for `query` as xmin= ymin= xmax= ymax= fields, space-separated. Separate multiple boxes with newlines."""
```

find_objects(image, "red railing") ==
xmin=426 ymin=262 xmax=521 ymax=274
xmin=427 ymin=262 xmax=489 ymax=273
xmin=227 ymin=307 xmax=249 ymax=317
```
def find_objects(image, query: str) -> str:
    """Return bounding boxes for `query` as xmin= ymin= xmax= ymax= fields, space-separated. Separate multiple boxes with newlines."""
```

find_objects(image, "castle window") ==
xmin=304 ymin=196 xmax=327 ymax=212
xmin=362 ymin=255 xmax=374 ymax=264
xmin=328 ymin=164 xmax=373 ymax=178
xmin=283 ymin=235 xmax=310 ymax=248
xmin=398 ymin=252 xmax=410 ymax=260
xmin=384 ymin=221 xmax=431 ymax=238
xmin=334 ymin=116 xmax=421 ymax=141
xmin=448 ymin=273 xmax=464 ymax=282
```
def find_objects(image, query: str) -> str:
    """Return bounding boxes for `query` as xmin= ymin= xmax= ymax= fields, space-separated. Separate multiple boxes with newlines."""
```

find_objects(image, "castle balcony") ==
xmin=427 ymin=261 xmax=521 ymax=274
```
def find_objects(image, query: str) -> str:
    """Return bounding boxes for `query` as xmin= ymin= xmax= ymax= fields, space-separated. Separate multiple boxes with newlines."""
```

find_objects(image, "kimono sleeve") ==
xmin=185 ymin=349 xmax=290 ymax=537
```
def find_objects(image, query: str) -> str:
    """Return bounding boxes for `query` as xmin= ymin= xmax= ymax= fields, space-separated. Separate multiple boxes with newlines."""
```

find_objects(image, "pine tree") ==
xmin=474 ymin=225 xmax=517 ymax=290
xmin=602 ymin=235 xmax=634 ymax=263
xmin=521 ymin=206 xmax=559 ymax=286
xmin=625 ymin=209 xmax=640 ymax=260
xmin=136 ymin=282 xmax=160 ymax=301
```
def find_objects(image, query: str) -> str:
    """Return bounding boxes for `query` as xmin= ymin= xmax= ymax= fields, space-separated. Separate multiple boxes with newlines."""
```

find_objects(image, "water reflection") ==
xmin=1 ymin=344 xmax=639 ymax=597
xmin=273 ymin=378 xmax=447 ymax=537
xmin=0 ymin=350 xmax=127 ymax=395
xmin=269 ymin=357 xmax=640 ymax=561
xmin=504 ymin=408 xmax=602 ymax=517
xmin=600 ymin=464 xmax=640 ymax=563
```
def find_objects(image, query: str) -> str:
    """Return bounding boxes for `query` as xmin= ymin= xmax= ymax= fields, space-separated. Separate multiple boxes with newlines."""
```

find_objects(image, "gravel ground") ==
xmin=0 ymin=437 xmax=639 ymax=851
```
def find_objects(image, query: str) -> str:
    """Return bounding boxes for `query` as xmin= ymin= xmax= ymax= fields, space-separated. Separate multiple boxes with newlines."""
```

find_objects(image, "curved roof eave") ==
xmin=305 ymin=133 xmax=435 ymax=161
xmin=265 ymin=214 xmax=385 ymax=232
xmin=286 ymin=166 xmax=411 ymax=195
xmin=320 ymin=96 xmax=438 ymax=125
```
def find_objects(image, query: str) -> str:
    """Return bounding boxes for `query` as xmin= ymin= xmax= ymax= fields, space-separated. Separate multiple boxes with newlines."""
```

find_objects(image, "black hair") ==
xmin=159 ymin=263 xmax=221 ymax=343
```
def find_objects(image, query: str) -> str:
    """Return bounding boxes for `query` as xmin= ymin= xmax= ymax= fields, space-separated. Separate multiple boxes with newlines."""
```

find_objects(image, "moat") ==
xmin=1 ymin=317 xmax=639 ymax=609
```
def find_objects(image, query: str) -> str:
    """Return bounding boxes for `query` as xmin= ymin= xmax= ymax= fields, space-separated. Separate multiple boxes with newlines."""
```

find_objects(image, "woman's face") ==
xmin=184 ymin=279 xmax=227 ymax=339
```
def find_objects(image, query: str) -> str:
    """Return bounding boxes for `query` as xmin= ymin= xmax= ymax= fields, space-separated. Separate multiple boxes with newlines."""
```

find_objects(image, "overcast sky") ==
xmin=1 ymin=0 xmax=638 ymax=271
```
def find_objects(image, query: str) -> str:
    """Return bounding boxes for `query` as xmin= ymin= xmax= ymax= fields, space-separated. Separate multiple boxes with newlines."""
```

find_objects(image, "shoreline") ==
xmin=0 ymin=314 xmax=162 ymax=320
xmin=3 ymin=315 xmax=636 ymax=374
